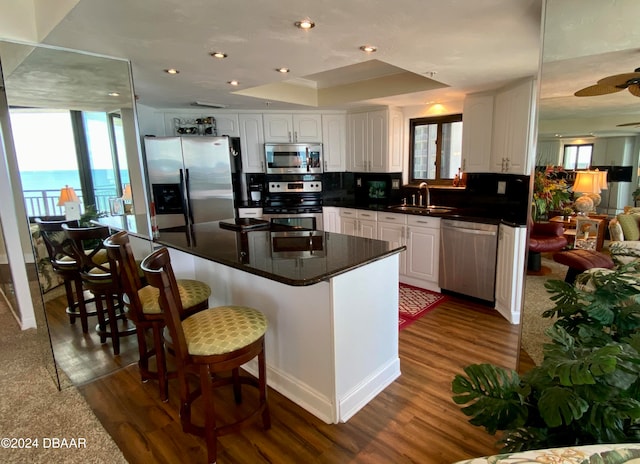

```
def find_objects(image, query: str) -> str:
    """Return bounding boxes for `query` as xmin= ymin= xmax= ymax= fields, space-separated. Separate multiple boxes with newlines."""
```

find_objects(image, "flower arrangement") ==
xmin=532 ymin=167 xmax=572 ymax=222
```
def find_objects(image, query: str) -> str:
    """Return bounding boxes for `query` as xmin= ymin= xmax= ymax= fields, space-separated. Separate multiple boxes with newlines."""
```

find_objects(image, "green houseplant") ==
xmin=452 ymin=263 xmax=640 ymax=453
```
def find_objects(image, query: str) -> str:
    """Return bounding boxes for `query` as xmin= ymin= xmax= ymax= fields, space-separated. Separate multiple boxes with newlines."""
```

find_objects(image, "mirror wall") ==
xmin=520 ymin=0 xmax=640 ymax=368
xmin=0 ymin=40 xmax=149 ymax=387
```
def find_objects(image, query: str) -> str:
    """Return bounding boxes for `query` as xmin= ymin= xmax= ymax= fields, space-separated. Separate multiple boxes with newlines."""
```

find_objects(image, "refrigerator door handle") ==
xmin=179 ymin=168 xmax=190 ymax=226
xmin=184 ymin=168 xmax=195 ymax=224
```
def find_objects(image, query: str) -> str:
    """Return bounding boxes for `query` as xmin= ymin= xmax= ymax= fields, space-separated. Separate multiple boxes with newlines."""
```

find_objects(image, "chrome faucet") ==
xmin=418 ymin=182 xmax=430 ymax=207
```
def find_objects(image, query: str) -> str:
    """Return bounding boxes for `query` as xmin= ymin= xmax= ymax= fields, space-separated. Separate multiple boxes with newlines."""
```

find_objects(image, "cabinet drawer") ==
xmin=339 ymin=208 xmax=357 ymax=218
xmin=356 ymin=210 xmax=377 ymax=220
xmin=377 ymin=212 xmax=407 ymax=224
xmin=407 ymin=215 xmax=440 ymax=228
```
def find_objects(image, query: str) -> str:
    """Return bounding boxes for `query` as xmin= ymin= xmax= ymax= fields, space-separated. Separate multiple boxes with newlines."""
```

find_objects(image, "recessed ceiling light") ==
xmin=295 ymin=19 xmax=315 ymax=29
xmin=227 ymin=80 xmax=239 ymax=86
xmin=164 ymin=68 xmax=179 ymax=74
xmin=108 ymin=92 xmax=120 ymax=97
xmin=276 ymin=67 xmax=290 ymax=73
xmin=210 ymin=52 xmax=227 ymax=59
xmin=359 ymin=45 xmax=377 ymax=53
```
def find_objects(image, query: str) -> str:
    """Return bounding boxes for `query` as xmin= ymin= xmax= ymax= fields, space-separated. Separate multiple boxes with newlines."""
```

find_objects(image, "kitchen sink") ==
xmin=387 ymin=205 xmax=455 ymax=215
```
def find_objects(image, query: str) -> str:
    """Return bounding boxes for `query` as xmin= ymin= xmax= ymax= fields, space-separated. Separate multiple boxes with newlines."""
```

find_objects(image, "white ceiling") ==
xmin=2 ymin=0 xmax=640 ymax=138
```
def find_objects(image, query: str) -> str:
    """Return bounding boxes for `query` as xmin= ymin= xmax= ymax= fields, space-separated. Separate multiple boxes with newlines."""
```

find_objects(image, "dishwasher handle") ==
xmin=442 ymin=224 xmax=497 ymax=236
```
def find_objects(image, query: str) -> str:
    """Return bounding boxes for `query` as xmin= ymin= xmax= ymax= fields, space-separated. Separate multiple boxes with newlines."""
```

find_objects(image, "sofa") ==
xmin=607 ymin=206 xmax=640 ymax=266
xmin=454 ymin=443 xmax=640 ymax=463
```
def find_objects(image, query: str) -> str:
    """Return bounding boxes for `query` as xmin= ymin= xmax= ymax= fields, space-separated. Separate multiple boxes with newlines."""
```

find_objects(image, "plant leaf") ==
xmin=538 ymin=386 xmax=589 ymax=427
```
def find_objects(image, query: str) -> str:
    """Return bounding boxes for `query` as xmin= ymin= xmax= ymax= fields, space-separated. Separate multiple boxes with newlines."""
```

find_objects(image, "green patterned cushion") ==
xmin=181 ymin=305 xmax=267 ymax=356
xmin=138 ymin=279 xmax=211 ymax=314
xmin=617 ymin=213 xmax=640 ymax=241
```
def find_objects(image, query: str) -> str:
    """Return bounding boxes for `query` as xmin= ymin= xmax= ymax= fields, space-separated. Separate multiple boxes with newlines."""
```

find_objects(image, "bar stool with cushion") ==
xmin=35 ymin=218 xmax=98 ymax=333
xmin=62 ymin=224 xmax=135 ymax=355
xmin=104 ymin=230 xmax=211 ymax=401
xmin=141 ymin=247 xmax=270 ymax=464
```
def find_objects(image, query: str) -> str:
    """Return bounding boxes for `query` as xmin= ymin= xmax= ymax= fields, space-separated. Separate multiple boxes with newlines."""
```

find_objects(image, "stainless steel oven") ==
xmin=263 ymin=175 xmax=323 ymax=230
xmin=265 ymin=143 xmax=323 ymax=174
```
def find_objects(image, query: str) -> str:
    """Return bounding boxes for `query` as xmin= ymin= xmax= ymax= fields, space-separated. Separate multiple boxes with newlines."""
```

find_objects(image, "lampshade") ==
xmin=57 ymin=185 xmax=79 ymax=206
xmin=572 ymin=171 xmax=601 ymax=194
xmin=121 ymin=183 xmax=133 ymax=202
xmin=596 ymin=170 xmax=608 ymax=190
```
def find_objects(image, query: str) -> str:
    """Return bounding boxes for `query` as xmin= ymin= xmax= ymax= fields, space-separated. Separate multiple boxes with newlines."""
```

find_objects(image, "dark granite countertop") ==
xmin=154 ymin=220 xmax=405 ymax=286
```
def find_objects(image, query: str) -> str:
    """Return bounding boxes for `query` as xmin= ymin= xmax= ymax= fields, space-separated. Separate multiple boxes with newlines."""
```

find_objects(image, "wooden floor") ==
xmin=46 ymin=292 xmax=525 ymax=463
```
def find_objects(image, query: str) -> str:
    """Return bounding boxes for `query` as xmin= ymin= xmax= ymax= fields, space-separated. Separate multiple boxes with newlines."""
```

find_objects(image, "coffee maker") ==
xmin=247 ymin=174 xmax=264 ymax=205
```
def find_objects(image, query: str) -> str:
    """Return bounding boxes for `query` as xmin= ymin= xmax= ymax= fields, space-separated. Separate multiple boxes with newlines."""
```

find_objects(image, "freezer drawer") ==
xmin=439 ymin=219 xmax=498 ymax=302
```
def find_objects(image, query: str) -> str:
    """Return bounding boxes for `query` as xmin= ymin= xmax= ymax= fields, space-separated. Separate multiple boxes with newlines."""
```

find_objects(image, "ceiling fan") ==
xmin=616 ymin=121 xmax=640 ymax=127
xmin=574 ymin=67 xmax=640 ymax=97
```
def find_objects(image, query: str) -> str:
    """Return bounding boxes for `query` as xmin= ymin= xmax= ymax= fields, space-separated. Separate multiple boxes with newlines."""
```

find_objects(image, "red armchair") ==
xmin=528 ymin=222 xmax=568 ymax=271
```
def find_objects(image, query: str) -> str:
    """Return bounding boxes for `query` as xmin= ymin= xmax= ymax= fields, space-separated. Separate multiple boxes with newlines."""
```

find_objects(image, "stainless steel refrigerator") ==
xmin=144 ymin=136 xmax=240 ymax=230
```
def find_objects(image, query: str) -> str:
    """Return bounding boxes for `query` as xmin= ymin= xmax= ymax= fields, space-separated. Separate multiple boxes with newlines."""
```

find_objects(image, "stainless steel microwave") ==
xmin=264 ymin=143 xmax=323 ymax=174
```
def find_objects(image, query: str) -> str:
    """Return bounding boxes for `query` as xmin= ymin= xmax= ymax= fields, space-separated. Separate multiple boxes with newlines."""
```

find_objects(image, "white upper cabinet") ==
xmin=263 ymin=113 xmax=322 ymax=143
xmin=461 ymin=94 xmax=494 ymax=173
xmin=322 ymin=114 xmax=346 ymax=172
xmin=239 ymin=113 xmax=265 ymax=173
xmin=461 ymin=77 xmax=535 ymax=175
xmin=347 ymin=107 xmax=403 ymax=173
xmin=491 ymin=78 xmax=536 ymax=175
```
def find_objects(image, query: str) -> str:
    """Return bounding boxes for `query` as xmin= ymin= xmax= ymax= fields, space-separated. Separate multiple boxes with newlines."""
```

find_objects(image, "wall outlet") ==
xmin=497 ymin=181 xmax=506 ymax=195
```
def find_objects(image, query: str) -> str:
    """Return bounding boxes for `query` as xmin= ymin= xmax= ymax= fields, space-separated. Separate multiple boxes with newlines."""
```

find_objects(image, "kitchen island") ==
xmin=154 ymin=220 xmax=405 ymax=424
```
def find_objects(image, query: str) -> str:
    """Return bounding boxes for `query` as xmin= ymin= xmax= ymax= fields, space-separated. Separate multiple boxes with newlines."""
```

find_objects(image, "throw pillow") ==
xmin=616 ymin=213 xmax=640 ymax=241
xmin=608 ymin=219 xmax=624 ymax=241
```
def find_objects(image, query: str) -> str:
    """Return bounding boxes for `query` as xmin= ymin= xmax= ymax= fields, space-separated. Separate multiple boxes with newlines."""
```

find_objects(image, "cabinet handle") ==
xmin=462 ymin=158 xmax=466 ymax=171
xmin=505 ymin=158 xmax=510 ymax=172
xmin=294 ymin=131 xmax=298 ymax=142
xmin=406 ymin=226 xmax=410 ymax=239
xmin=261 ymin=160 xmax=264 ymax=171
xmin=324 ymin=160 xmax=327 ymax=171
xmin=289 ymin=131 xmax=292 ymax=142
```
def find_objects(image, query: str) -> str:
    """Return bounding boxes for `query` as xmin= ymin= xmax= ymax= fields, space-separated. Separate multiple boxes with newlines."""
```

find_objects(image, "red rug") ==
xmin=399 ymin=283 xmax=447 ymax=330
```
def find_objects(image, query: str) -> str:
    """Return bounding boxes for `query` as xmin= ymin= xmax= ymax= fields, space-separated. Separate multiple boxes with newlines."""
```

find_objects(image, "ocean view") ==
xmin=20 ymin=169 xmax=130 ymax=192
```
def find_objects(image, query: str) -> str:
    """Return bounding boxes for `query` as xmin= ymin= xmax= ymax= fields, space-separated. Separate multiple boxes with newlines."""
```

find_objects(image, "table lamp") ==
xmin=57 ymin=185 xmax=81 ymax=220
xmin=572 ymin=171 xmax=601 ymax=215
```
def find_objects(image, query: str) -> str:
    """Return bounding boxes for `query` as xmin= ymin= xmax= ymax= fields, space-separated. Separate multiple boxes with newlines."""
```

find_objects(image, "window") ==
xmin=409 ymin=114 xmax=463 ymax=183
xmin=562 ymin=144 xmax=593 ymax=170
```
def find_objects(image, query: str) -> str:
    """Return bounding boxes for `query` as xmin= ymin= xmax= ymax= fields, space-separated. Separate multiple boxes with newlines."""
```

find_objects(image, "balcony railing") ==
xmin=23 ymin=188 xmax=117 ymax=218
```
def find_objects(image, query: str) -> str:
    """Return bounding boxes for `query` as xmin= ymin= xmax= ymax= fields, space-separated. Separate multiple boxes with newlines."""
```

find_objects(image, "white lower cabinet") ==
xmin=377 ymin=212 xmax=440 ymax=291
xmin=339 ymin=208 xmax=377 ymax=238
xmin=495 ymin=224 xmax=527 ymax=324
xmin=405 ymin=216 xmax=440 ymax=290
xmin=321 ymin=207 xmax=340 ymax=232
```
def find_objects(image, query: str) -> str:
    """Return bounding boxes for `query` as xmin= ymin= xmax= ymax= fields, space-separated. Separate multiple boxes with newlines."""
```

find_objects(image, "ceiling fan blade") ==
xmin=616 ymin=121 xmax=640 ymax=127
xmin=597 ymin=72 xmax=640 ymax=87
xmin=574 ymin=84 xmax=623 ymax=97
xmin=628 ymin=83 xmax=640 ymax=97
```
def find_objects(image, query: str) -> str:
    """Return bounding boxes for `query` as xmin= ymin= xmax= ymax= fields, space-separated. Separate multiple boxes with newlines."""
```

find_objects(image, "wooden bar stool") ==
xmin=141 ymin=247 xmax=270 ymax=463
xmin=35 ymin=218 xmax=98 ymax=333
xmin=104 ymin=230 xmax=211 ymax=401
xmin=62 ymin=224 xmax=135 ymax=355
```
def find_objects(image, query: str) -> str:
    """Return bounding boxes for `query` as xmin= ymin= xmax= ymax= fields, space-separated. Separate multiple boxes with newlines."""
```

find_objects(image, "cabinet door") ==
xmin=210 ymin=113 xmax=240 ymax=137
xmin=495 ymin=224 xmax=527 ymax=324
xmin=359 ymin=219 xmax=377 ymax=239
xmin=263 ymin=114 xmax=293 ymax=143
xmin=347 ymin=112 xmax=368 ymax=171
xmin=322 ymin=114 xmax=346 ymax=172
xmin=321 ymin=207 xmax=340 ymax=232
xmin=491 ymin=90 xmax=510 ymax=173
xmin=504 ymin=79 xmax=534 ymax=174
xmin=377 ymin=221 xmax=406 ymax=274
xmin=340 ymin=217 xmax=358 ymax=236
xmin=406 ymin=221 xmax=440 ymax=283
xmin=368 ymin=109 xmax=388 ymax=172
xmin=387 ymin=108 xmax=404 ymax=172
xmin=239 ymin=114 xmax=265 ymax=173
xmin=461 ymin=94 xmax=493 ymax=173
xmin=293 ymin=114 xmax=322 ymax=142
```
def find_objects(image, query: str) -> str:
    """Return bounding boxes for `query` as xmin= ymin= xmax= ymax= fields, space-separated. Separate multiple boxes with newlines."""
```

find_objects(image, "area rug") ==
xmin=399 ymin=283 xmax=447 ymax=330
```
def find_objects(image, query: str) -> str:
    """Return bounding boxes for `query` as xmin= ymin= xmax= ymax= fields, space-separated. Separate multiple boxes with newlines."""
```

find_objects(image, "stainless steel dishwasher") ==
xmin=439 ymin=219 xmax=499 ymax=302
